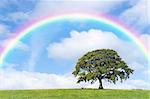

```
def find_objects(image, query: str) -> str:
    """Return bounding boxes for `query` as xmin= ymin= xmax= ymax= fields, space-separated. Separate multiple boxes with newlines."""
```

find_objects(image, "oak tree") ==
xmin=72 ymin=49 xmax=134 ymax=89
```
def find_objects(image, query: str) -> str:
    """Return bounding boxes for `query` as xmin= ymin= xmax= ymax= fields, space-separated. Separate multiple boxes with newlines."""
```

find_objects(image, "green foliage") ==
xmin=72 ymin=49 xmax=134 ymax=89
xmin=0 ymin=89 xmax=149 ymax=99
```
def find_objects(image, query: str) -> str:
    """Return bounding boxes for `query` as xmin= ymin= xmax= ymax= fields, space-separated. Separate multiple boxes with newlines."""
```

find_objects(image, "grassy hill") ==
xmin=0 ymin=89 xmax=149 ymax=99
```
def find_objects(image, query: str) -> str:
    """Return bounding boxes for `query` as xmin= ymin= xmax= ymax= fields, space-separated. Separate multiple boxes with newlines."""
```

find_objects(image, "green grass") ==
xmin=0 ymin=89 xmax=149 ymax=99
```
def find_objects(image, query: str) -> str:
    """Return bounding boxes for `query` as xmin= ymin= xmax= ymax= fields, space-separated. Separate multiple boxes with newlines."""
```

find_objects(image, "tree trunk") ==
xmin=98 ymin=78 xmax=103 ymax=89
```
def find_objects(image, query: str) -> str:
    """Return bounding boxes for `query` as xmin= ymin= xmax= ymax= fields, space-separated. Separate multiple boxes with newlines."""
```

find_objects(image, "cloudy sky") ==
xmin=0 ymin=0 xmax=149 ymax=90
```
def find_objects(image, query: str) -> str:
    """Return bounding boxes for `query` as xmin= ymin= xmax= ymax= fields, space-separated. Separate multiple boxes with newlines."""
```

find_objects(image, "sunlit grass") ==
xmin=0 ymin=89 xmax=149 ymax=99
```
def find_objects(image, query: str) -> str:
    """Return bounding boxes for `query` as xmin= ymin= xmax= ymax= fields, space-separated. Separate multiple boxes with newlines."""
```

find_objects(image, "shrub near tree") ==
xmin=72 ymin=49 xmax=134 ymax=89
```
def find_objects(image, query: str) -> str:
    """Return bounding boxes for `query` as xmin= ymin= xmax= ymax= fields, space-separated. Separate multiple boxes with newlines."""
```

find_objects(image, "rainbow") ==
xmin=0 ymin=14 xmax=149 ymax=67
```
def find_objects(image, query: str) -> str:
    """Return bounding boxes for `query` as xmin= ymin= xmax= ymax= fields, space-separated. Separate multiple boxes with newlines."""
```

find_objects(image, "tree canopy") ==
xmin=72 ymin=49 xmax=134 ymax=89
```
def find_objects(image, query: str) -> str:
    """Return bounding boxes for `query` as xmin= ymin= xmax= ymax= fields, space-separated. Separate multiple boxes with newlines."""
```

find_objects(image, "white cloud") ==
xmin=143 ymin=68 xmax=150 ymax=75
xmin=0 ymin=0 xmax=36 ymax=24
xmin=0 ymin=24 xmax=12 ymax=38
xmin=47 ymin=29 xmax=123 ymax=60
xmin=47 ymin=29 xmax=146 ymax=64
xmin=6 ymin=12 xmax=31 ymax=23
xmin=30 ymin=0 xmax=149 ymax=34
xmin=31 ymin=0 xmax=126 ymax=19
xmin=103 ymin=79 xmax=150 ymax=89
xmin=120 ymin=0 xmax=149 ymax=32
xmin=0 ymin=0 xmax=9 ymax=8
xmin=0 ymin=12 xmax=31 ymax=24
xmin=0 ymin=24 xmax=16 ymax=48
xmin=47 ymin=29 xmax=149 ymax=77
xmin=0 ymin=68 xmax=149 ymax=90
xmin=129 ymin=62 xmax=145 ymax=71
xmin=0 ymin=24 xmax=9 ymax=34
xmin=140 ymin=34 xmax=150 ymax=51
xmin=0 ymin=68 xmax=79 ymax=90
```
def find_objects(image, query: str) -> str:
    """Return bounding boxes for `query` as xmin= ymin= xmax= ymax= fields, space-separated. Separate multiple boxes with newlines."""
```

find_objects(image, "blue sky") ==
xmin=0 ymin=0 xmax=149 ymax=89
xmin=4 ymin=19 xmax=133 ymax=73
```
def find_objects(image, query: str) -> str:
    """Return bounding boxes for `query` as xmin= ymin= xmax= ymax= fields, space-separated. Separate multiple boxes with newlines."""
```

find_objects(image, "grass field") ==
xmin=0 ymin=89 xmax=149 ymax=99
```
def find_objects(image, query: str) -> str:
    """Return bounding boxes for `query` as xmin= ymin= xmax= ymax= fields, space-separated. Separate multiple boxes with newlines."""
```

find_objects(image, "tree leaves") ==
xmin=72 ymin=49 xmax=134 ymax=88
